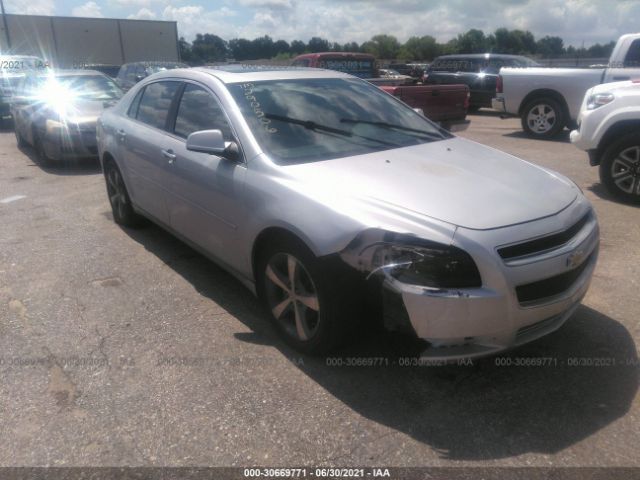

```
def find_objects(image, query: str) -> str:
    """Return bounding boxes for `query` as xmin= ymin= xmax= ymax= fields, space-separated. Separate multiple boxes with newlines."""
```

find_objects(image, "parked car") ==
xmin=424 ymin=53 xmax=539 ymax=110
xmin=494 ymin=33 xmax=640 ymax=138
xmin=380 ymin=84 xmax=469 ymax=127
xmin=79 ymin=63 xmax=121 ymax=78
xmin=98 ymin=65 xmax=598 ymax=359
xmin=570 ymin=80 xmax=640 ymax=203
xmin=291 ymin=52 xmax=378 ymax=79
xmin=12 ymin=70 xmax=123 ymax=164
xmin=116 ymin=61 xmax=188 ymax=92
xmin=0 ymin=55 xmax=48 ymax=127
xmin=379 ymin=68 xmax=414 ymax=85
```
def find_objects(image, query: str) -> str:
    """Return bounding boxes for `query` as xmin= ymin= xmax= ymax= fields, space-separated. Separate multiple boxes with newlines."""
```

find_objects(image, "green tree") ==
xmin=191 ymin=33 xmax=228 ymax=63
xmin=290 ymin=40 xmax=306 ymax=54
xmin=178 ymin=37 xmax=194 ymax=63
xmin=536 ymin=36 xmax=564 ymax=57
xmin=401 ymin=35 xmax=440 ymax=60
xmin=307 ymin=37 xmax=330 ymax=53
xmin=455 ymin=29 xmax=488 ymax=53
xmin=365 ymin=34 xmax=401 ymax=59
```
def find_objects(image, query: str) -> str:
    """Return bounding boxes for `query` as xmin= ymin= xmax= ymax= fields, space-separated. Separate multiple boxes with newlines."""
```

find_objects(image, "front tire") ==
xmin=104 ymin=161 xmax=145 ymax=227
xmin=599 ymin=133 xmax=640 ymax=204
xmin=15 ymin=125 xmax=26 ymax=148
xmin=32 ymin=129 xmax=52 ymax=166
xmin=521 ymin=97 xmax=565 ymax=138
xmin=257 ymin=238 xmax=359 ymax=354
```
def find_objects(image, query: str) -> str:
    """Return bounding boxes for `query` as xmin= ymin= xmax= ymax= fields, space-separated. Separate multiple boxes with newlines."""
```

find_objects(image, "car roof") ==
xmin=169 ymin=65 xmax=353 ymax=83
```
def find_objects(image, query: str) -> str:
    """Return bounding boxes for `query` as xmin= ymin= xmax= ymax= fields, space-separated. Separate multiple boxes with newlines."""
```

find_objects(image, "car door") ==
xmin=161 ymin=82 xmax=248 ymax=268
xmin=119 ymin=80 xmax=181 ymax=224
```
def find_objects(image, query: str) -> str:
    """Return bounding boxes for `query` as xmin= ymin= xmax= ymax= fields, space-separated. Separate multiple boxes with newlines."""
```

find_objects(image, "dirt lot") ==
xmin=0 ymin=111 xmax=638 ymax=468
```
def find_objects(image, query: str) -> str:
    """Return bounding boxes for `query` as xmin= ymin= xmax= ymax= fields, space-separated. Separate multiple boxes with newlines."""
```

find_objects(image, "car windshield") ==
xmin=228 ymin=78 xmax=448 ymax=165
xmin=33 ymin=74 xmax=123 ymax=101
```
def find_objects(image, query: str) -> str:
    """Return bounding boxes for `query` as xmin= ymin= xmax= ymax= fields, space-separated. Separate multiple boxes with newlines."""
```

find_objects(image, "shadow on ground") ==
xmin=588 ymin=182 xmax=640 ymax=208
xmin=120 ymin=221 xmax=638 ymax=461
xmin=18 ymin=143 xmax=102 ymax=176
xmin=502 ymin=130 xmax=571 ymax=143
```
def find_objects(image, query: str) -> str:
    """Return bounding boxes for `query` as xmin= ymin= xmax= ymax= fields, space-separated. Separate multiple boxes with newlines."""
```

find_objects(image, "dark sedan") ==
xmin=12 ymin=70 xmax=122 ymax=165
xmin=424 ymin=54 xmax=539 ymax=110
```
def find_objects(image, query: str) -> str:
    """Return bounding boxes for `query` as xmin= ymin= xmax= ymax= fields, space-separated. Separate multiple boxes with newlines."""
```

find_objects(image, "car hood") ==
xmin=58 ymin=97 xmax=119 ymax=125
xmin=284 ymin=137 xmax=578 ymax=230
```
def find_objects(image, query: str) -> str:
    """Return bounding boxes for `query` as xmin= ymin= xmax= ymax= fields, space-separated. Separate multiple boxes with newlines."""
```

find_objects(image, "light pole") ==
xmin=0 ymin=0 xmax=11 ymax=51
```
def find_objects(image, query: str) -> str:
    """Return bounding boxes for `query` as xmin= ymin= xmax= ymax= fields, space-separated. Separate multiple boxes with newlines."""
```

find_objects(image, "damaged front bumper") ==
xmin=338 ymin=204 xmax=599 ymax=361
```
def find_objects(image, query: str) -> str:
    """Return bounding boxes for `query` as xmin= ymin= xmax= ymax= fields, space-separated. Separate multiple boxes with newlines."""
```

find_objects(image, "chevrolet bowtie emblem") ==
xmin=566 ymin=250 xmax=585 ymax=268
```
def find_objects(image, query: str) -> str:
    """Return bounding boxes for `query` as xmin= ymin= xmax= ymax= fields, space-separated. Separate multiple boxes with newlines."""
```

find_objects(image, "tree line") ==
xmin=179 ymin=29 xmax=617 ymax=64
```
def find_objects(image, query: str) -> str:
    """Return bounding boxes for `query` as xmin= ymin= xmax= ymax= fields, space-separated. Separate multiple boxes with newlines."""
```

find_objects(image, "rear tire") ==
xmin=599 ymin=133 xmax=640 ymax=204
xmin=104 ymin=160 xmax=145 ymax=227
xmin=521 ymin=97 xmax=565 ymax=138
xmin=256 ymin=237 xmax=360 ymax=355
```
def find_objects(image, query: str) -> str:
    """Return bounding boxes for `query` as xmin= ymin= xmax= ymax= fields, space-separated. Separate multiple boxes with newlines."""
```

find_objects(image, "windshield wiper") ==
xmin=340 ymin=118 xmax=444 ymax=140
xmin=264 ymin=113 xmax=399 ymax=147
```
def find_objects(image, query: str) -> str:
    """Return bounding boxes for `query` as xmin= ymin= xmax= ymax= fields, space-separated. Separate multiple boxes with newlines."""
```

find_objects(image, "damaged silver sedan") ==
xmin=97 ymin=66 xmax=599 ymax=359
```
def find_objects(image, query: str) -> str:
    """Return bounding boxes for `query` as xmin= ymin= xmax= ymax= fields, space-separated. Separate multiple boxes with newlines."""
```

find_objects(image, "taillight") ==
xmin=496 ymin=75 xmax=503 ymax=93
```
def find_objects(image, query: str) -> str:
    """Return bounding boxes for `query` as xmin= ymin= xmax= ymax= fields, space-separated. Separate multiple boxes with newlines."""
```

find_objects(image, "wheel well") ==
xmin=251 ymin=227 xmax=313 ymax=283
xmin=596 ymin=120 xmax=640 ymax=160
xmin=518 ymin=89 xmax=570 ymax=123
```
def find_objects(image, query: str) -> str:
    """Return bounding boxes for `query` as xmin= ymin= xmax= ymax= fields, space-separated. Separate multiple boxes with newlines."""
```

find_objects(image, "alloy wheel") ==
xmin=611 ymin=145 xmax=640 ymax=196
xmin=526 ymin=103 xmax=557 ymax=134
xmin=106 ymin=167 xmax=128 ymax=220
xmin=264 ymin=252 xmax=320 ymax=342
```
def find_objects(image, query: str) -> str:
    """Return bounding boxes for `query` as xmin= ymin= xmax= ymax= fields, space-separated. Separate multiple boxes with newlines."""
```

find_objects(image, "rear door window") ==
xmin=135 ymin=81 xmax=180 ymax=130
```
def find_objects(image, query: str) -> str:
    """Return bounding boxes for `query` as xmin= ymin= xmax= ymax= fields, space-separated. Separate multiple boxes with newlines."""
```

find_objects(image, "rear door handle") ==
xmin=161 ymin=149 xmax=176 ymax=163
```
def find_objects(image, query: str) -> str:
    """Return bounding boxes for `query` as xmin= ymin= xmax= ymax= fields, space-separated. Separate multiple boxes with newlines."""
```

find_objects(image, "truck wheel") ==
xmin=521 ymin=97 xmax=565 ymax=138
xmin=257 ymin=237 xmax=358 ymax=355
xmin=599 ymin=133 xmax=640 ymax=204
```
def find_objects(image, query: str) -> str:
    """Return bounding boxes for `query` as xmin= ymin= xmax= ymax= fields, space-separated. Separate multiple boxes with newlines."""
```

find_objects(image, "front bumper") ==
xmin=379 ymin=198 xmax=599 ymax=361
xmin=43 ymin=127 xmax=98 ymax=161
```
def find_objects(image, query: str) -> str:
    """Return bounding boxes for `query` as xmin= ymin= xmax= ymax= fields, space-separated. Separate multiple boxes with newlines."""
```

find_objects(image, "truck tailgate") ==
xmin=380 ymin=84 xmax=469 ymax=122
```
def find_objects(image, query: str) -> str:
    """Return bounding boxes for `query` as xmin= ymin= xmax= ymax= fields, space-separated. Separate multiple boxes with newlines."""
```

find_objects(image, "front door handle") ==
xmin=116 ymin=129 xmax=126 ymax=140
xmin=161 ymin=149 xmax=176 ymax=164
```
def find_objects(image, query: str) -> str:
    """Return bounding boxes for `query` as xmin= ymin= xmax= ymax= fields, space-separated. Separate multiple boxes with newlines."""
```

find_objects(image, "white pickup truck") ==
xmin=493 ymin=33 xmax=640 ymax=138
xmin=570 ymin=80 xmax=640 ymax=203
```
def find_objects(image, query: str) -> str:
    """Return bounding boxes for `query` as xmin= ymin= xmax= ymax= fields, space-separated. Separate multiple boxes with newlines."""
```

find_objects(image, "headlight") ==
xmin=340 ymin=230 xmax=482 ymax=289
xmin=45 ymin=118 xmax=67 ymax=136
xmin=368 ymin=243 xmax=481 ymax=288
xmin=586 ymin=92 xmax=614 ymax=110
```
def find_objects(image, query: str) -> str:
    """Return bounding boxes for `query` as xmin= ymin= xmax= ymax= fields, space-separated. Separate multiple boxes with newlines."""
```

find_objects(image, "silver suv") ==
xmin=97 ymin=66 xmax=599 ymax=359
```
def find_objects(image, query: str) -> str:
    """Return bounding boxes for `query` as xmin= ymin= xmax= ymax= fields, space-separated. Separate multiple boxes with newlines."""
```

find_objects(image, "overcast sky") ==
xmin=5 ymin=0 xmax=640 ymax=47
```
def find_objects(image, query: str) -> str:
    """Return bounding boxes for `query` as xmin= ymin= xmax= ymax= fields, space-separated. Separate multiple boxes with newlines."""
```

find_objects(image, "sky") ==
xmin=4 ymin=0 xmax=640 ymax=47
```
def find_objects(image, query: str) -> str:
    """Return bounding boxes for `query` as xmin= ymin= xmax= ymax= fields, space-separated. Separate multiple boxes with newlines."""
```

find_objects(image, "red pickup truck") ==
xmin=291 ymin=52 xmax=470 ymax=128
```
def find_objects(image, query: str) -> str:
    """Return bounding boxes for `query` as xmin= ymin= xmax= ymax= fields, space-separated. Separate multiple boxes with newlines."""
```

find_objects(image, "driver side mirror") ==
xmin=186 ymin=129 xmax=239 ymax=161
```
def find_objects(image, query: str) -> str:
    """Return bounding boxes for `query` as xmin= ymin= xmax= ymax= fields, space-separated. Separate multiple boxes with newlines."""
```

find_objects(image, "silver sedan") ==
xmin=97 ymin=66 xmax=599 ymax=359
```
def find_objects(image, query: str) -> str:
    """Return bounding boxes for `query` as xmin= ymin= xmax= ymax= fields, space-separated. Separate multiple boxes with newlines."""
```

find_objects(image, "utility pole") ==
xmin=0 ymin=0 xmax=11 ymax=51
